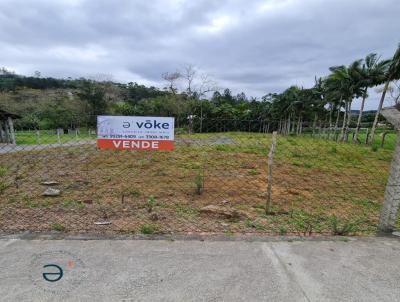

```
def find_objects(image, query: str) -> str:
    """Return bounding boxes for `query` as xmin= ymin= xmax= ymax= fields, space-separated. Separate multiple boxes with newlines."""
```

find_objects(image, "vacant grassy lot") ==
xmin=0 ymin=132 xmax=398 ymax=235
xmin=15 ymin=129 xmax=96 ymax=145
xmin=14 ymin=128 xmax=397 ymax=150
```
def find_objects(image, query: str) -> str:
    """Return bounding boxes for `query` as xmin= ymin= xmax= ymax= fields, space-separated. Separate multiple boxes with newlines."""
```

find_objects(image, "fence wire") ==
xmin=0 ymin=117 xmax=398 ymax=236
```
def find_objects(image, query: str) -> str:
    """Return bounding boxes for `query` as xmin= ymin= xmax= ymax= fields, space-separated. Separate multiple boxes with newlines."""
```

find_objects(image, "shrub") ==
xmin=146 ymin=196 xmax=156 ymax=213
xmin=279 ymin=226 xmax=287 ymax=235
xmin=290 ymin=211 xmax=324 ymax=236
xmin=139 ymin=223 xmax=158 ymax=234
xmin=194 ymin=173 xmax=204 ymax=195
xmin=329 ymin=216 xmax=359 ymax=236
xmin=50 ymin=223 xmax=65 ymax=232
xmin=129 ymin=190 xmax=141 ymax=198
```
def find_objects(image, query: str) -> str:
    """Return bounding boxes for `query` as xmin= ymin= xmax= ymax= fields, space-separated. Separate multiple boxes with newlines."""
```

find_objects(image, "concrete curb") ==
xmin=1 ymin=231 xmax=398 ymax=242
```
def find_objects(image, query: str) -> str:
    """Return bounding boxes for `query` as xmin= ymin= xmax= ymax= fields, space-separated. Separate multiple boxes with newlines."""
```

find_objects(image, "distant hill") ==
xmin=350 ymin=109 xmax=377 ymax=114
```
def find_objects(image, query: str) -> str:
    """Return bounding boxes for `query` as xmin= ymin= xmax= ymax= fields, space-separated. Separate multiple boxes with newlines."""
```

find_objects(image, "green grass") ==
xmin=50 ymin=223 xmax=65 ymax=232
xmin=139 ymin=223 xmax=158 ymax=234
xmin=62 ymin=199 xmax=85 ymax=208
xmin=351 ymin=198 xmax=381 ymax=211
xmin=15 ymin=128 xmax=96 ymax=145
xmin=194 ymin=173 xmax=204 ymax=195
xmin=0 ymin=181 xmax=8 ymax=194
xmin=275 ymin=133 xmax=393 ymax=174
xmin=329 ymin=215 xmax=360 ymax=235
xmin=24 ymin=198 xmax=52 ymax=208
xmin=129 ymin=190 xmax=141 ymax=198
xmin=245 ymin=219 xmax=266 ymax=230
xmin=146 ymin=196 xmax=157 ymax=212
xmin=0 ymin=166 xmax=7 ymax=177
xmin=173 ymin=204 xmax=199 ymax=217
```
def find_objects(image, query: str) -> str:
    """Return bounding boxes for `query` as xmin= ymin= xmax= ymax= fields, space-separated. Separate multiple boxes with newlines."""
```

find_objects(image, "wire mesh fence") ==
xmin=0 ymin=117 xmax=398 ymax=236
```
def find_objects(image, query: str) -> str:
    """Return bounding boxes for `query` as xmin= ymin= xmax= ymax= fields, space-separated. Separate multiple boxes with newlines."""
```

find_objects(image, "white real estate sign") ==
xmin=97 ymin=116 xmax=175 ymax=150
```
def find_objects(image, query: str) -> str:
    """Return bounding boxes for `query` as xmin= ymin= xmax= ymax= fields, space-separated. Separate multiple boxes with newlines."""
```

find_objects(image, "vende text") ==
xmin=97 ymin=139 xmax=174 ymax=151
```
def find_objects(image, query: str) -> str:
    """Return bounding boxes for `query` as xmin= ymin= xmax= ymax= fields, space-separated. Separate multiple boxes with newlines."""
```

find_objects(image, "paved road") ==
xmin=0 ymin=236 xmax=399 ymax=301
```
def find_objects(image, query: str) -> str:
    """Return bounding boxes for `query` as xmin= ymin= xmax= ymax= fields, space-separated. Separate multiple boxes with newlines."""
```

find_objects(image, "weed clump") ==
xmin=146 ymin=196 xmax=156 ymax=213
xmin=50 ymin=223 xmax=65 ymax=232
xmin=139 ymin=223 xmax=158 ymax=234
xmin=194 ymin=172 xmax=204 ymax=195
xmin=329 ymin=216 xmax=359 ymax=236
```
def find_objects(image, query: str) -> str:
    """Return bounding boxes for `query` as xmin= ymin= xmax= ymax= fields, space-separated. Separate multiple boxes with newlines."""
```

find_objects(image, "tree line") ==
xmin=0 ymin=44 xmax=399 ymax=141
xmin=266 ymin=44 xmax=400 ymax=144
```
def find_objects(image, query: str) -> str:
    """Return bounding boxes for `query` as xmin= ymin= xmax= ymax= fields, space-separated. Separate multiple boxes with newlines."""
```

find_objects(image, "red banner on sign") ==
xmin=97 ymin=139 xmax=174 ymax=151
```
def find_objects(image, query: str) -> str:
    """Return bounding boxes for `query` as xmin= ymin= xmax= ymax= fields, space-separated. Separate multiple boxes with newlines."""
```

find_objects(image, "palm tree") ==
xmin=294 ymin=88 xmax=312 ymax=135
xmin=370 ymin=43 xmax=400 ymax=144
xmin=328 ymin=60 xmax=363 ymax=141
xmin=310 ymin=77 xmax=328 ymax=134
xmin=323 ymin=77 xmax=343 ymax=137
xmin=277 ymin=86 xmax=301 ymax=134
xmin=354 ymin=54 xmax=389 ymax=142
xmin=310 ymin=83 xmax=327 ymax=137
xmin=324 ymin=78 xmax=344 ymax=139
xmin=353 ymin=54 xmax=381 ymax=142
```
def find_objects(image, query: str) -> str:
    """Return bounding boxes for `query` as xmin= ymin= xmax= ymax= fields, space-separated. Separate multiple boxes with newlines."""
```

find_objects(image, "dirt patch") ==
xmin=0 ymin=133 xmax=394 ymax=235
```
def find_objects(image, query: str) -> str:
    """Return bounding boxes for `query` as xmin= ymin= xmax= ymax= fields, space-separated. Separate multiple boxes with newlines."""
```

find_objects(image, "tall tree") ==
xmin=354 ymin=54 xmax=389 ymax=142
xmin=162 ymin=71 xmax=181 ymax=94
xmin=77 ymin=80 xmax=107 ymax=126
xmin=370 ymin=44 xmax=400 ymax=144
xmin=328 ymin=60 xmax=363 ymax=141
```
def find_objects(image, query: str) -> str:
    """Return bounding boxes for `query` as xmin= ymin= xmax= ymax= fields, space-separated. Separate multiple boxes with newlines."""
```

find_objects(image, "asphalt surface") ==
xmin=0 ymin=236 xmax=399 ymax=302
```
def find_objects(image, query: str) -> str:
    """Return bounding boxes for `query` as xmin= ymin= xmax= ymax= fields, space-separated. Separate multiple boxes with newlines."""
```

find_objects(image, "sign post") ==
xmin=97 ymin=116 xmax=175 ymax=151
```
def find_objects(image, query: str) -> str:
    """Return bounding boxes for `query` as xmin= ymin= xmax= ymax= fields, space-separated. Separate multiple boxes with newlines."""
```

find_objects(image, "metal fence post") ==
xmin=378 ymin=107 xmax=400 ymax=233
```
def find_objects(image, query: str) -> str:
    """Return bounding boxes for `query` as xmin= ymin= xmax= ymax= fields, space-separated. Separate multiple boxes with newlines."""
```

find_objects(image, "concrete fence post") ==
xmin=57 ymin=129 xmax=61 ymax=144
xmin=378 ymin=107 xmax=400 ymax=233
xmin=7 ymin=117 xmax=16 ymax=144
xmin=36 ymin=130 xmax=41 ymax=144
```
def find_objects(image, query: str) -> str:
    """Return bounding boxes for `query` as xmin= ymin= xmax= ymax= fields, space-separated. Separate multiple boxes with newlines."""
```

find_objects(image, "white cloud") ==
xmin=0 ymin=0 xmax=399 ymax=110
xmin=46 ymin=45 xmax=108 ymax=62
xmin=258 ymin=0 xmax=293 ymax=13
xmin=196 ymin=15 xmax=237 ymax=33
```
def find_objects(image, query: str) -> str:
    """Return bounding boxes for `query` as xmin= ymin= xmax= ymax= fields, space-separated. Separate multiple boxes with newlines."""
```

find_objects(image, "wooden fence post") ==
xmin=266 ymin=131 xmax=277 ymax=215
xmin=365 ymin=128 xmax=370 ymax=144
xmin=378 ymin=107 xmax=400 ymax=233
xmin=381 ymin=131 xmax=388 ymax=148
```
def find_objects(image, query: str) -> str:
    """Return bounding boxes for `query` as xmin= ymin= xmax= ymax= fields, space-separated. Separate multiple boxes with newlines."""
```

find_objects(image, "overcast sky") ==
xmin=1 ymin=0 xmax=399 ymax=109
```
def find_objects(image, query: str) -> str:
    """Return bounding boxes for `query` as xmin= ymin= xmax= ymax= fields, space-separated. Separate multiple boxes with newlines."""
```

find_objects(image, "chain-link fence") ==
xmin=0 ymin=117 xmax=398 ymax=236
